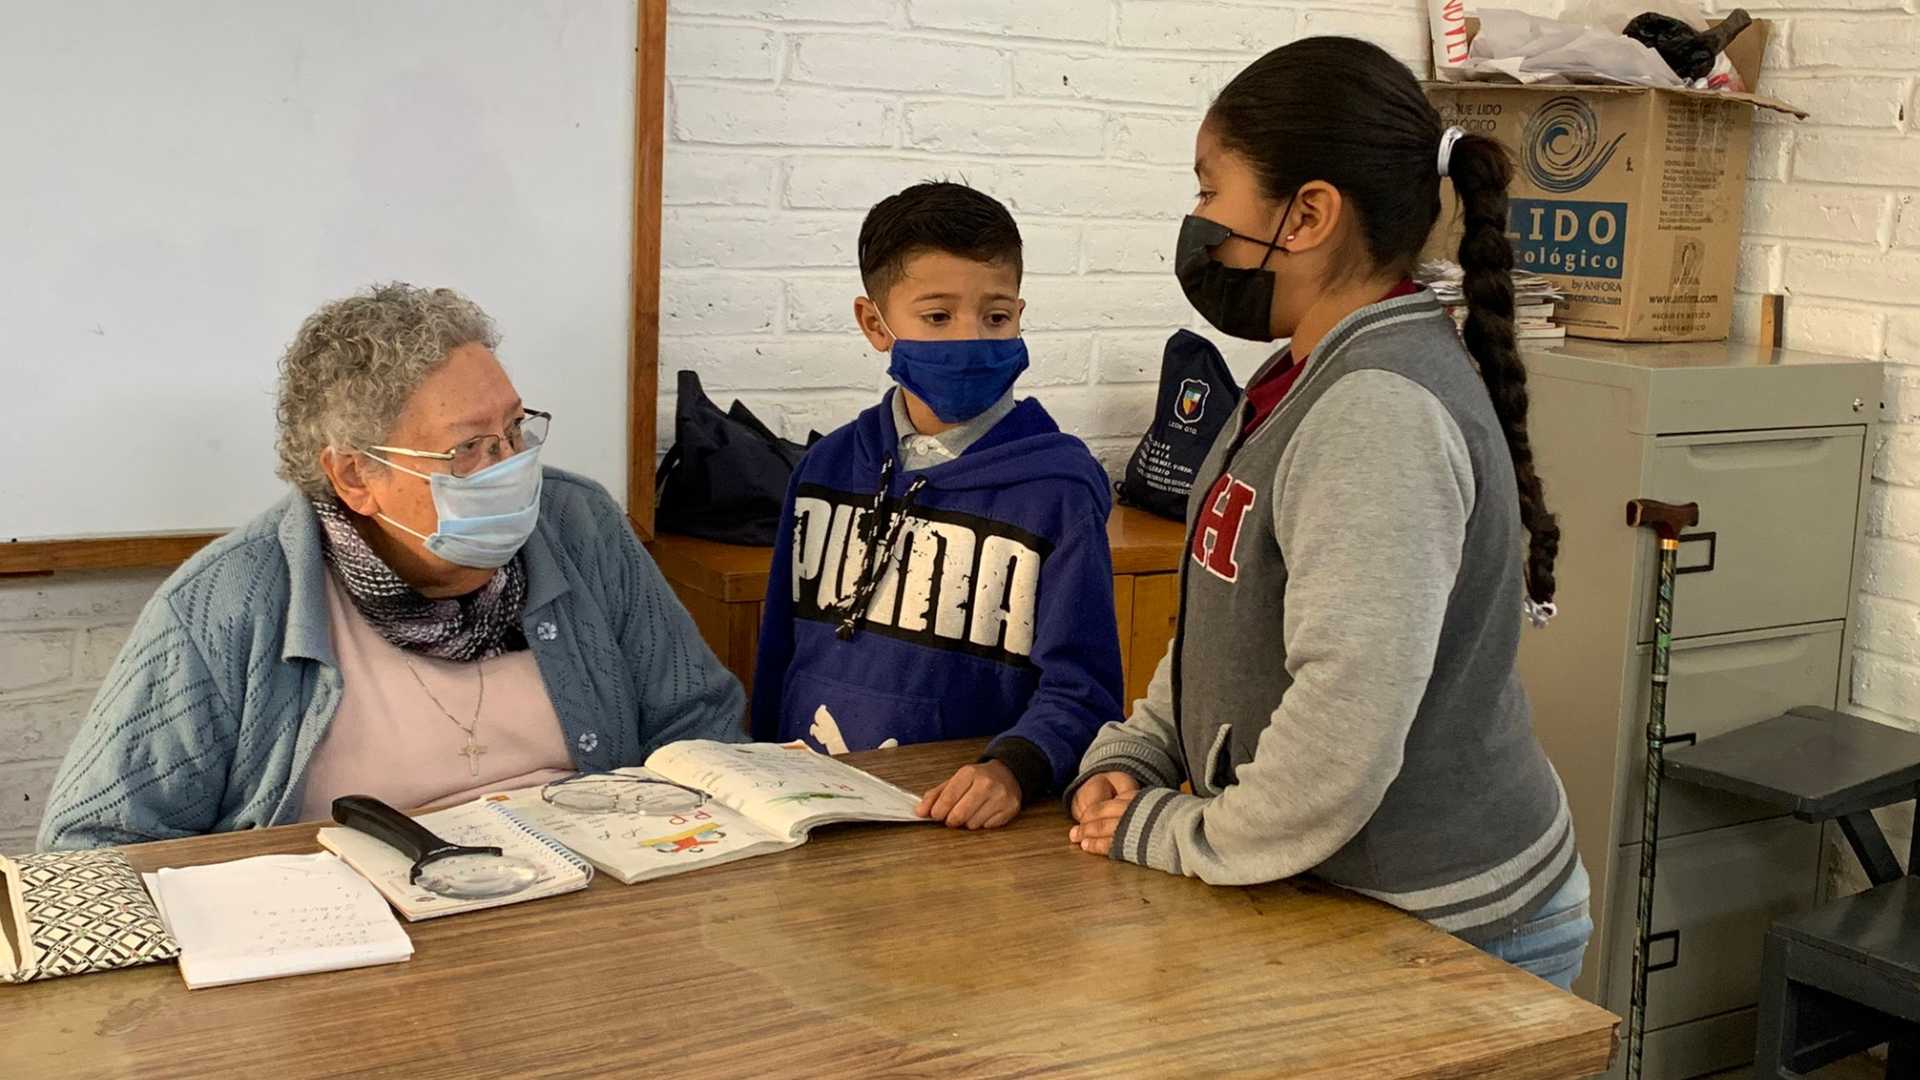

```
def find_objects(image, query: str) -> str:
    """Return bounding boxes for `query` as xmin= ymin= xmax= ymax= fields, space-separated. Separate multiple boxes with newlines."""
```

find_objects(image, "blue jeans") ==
xmin=1477 ymin=859 xmax=1594 ymax=991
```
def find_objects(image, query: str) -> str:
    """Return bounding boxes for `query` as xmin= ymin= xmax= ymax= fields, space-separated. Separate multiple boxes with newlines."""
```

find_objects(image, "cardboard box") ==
xmin=1422 ymin=21 xmax=1802 ymax=342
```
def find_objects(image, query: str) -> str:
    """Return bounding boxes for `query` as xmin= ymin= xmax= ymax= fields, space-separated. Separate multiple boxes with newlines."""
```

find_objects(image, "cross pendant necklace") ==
xmin=457 ymin=729 xmax=487 ymax=776
xmin=407 ymin=659 xmax=488 ymax=777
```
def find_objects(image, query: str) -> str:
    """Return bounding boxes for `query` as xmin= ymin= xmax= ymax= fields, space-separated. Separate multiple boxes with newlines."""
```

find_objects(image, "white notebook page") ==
xmin=147 ymin=853 xmax=412 ymax=989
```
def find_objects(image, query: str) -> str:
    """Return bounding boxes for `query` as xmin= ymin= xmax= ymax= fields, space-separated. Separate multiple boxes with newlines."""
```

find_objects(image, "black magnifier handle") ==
xmin=331 ymin=795 xmax=506 ymax=883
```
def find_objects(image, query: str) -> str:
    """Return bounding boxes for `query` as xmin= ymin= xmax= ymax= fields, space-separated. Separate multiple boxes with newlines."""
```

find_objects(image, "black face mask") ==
xmin=1173 ymin=204 xmax=1291 ymax=342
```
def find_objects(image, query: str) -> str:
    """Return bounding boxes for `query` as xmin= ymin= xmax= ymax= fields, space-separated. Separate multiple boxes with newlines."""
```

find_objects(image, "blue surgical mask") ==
xmin=878 ymin=313 xmax=1029 ymax=423
xmin=366 ymin=445 xmax=544 ymax=569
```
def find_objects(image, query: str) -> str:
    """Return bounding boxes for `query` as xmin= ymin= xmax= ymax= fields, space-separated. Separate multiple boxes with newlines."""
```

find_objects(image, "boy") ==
xmin=751 ymin=181 xmax=1123 ymax=830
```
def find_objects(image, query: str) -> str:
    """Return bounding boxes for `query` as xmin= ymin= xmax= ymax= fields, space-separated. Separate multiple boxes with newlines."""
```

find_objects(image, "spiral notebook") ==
xmin=315 ymin=801 xmax=593 ymax=921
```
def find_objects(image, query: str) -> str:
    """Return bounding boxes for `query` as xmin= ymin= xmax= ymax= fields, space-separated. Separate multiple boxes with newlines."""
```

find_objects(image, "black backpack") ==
xmin=1115 ymin=330 xmax=1241 ymax=521
xmin=656 ymin=370 xmax=817 ymax=546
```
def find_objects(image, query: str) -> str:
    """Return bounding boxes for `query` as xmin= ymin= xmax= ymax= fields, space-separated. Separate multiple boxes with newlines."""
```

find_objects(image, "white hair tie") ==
xmin=1524 ymin=597 xmax=1559 ymax=629
xmin=1437 ymin=126 xmax=1467 ymax=178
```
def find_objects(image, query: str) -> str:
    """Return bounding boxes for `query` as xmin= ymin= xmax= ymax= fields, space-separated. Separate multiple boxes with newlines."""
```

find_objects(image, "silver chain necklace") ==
xmin=406 ymin=659 xmax=488 ymax=777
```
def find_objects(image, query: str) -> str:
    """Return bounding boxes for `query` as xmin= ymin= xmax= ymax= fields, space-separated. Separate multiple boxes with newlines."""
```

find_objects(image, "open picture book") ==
xmin=484 ymin=740 xmax=928 ymax=884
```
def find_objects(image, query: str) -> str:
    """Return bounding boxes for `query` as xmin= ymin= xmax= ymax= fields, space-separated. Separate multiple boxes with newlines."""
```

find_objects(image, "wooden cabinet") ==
xmin=1124 ymin=572 xmax=1180 ymax=707
xmin=648 ymin=505 xmax=1190 ymax=708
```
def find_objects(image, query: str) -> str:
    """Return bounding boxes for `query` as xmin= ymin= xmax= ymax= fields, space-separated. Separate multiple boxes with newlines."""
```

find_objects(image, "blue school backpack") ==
xmin=1115 ymin=330 xmax=1241 ymax=521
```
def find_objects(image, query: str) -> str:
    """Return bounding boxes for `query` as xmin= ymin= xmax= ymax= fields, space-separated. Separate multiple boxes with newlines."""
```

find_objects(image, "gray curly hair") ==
xmin=275 ymin=283 xmax=499 ymax=498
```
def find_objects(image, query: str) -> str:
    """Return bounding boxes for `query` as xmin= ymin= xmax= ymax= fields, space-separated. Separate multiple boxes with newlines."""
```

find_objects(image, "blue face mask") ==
xmin=366 ymin=445 xmax=544 ymax=569
xmin=878 ymin=313 xmax=1029 ymax=424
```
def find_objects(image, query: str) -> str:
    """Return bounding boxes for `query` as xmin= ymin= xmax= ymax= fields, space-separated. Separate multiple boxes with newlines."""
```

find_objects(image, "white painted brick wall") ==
xmin=655 ymin=0 xmax=1451 ymax=475
xmin=910 ymin=0 xmax=1113 ymax=42
xmin=0 ymin=570 xmax=169 ymax=853
xmin=1723 ymin=0 xmax=1920 ymax=885
xmin=1116 ymin=2 xmax=1296 ymax=52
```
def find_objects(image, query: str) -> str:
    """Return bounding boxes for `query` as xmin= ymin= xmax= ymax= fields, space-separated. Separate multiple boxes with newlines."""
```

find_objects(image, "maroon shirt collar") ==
xmin=1240 ymin=279 xmax=1421 ymax=436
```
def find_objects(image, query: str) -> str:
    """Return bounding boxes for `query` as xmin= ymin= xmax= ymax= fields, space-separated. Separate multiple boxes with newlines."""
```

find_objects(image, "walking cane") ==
xmin=1623 ymin=498 xmax=1699 ymax=1080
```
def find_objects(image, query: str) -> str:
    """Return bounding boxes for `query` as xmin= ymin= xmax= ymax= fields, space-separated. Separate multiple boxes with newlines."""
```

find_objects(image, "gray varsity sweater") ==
xmin=1068 ymin=290 xmax=1575 ymax=944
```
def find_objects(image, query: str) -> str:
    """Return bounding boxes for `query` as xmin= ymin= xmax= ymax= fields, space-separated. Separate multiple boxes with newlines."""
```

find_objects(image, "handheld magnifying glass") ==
xmin=331 ymin=795 xmax=542 ymax=900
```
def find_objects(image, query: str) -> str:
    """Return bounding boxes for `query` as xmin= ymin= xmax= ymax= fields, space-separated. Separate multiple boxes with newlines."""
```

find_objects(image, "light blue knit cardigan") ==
xmin=38 ymin=468 xmax=746 ymax=850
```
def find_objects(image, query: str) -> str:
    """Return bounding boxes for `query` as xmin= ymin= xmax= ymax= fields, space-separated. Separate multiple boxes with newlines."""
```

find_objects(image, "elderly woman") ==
xmin=39 ymin=284 xmax=745 ymax=849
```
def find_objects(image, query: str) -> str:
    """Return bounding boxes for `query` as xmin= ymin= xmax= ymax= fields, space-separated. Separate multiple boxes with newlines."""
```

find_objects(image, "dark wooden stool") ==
xmin=1755 ymin=877 xmax=1919 ymax=1078
xmin=1665 ymin=706 xmax=1920 ymax=887
xmin=1663 ymin=707 xmax=1920 ymax=1078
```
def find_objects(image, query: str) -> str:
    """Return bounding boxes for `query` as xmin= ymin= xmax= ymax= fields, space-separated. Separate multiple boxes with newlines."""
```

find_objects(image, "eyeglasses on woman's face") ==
xmin=366 ymin=409 xmax=551 ymax=478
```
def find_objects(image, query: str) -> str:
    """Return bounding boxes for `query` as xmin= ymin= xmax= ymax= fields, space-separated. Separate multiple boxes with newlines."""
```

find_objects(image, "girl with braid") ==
xmin=1065 ymin=37 xmax=1590 ymax=987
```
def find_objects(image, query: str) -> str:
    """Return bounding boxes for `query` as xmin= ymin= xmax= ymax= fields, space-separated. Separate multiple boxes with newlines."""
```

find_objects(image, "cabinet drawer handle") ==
xmin=1683 ymin=438 xmax=1833 ymax=468
xmin=1674 ymin=532 xmax=1716 ymax=575
xmin=1646 ymin=929 xmax=1681 ymax=973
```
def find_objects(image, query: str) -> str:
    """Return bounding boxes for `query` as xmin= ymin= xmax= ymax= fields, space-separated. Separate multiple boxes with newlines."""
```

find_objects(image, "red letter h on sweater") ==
xmin=1190 ymin=474 xmax=1255 ymax=582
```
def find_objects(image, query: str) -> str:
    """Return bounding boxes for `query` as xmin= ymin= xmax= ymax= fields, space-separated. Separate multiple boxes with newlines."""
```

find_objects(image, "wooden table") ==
xmin=1 ymin=742 xmax=1618 ymax=1079
xmin=648 ymin=505 xmax=1191 ymax=706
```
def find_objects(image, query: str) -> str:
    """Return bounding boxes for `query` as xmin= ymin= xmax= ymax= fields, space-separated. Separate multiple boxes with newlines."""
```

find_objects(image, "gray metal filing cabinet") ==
xmin=1518 ymin=339 xmax=1882 ymax=1079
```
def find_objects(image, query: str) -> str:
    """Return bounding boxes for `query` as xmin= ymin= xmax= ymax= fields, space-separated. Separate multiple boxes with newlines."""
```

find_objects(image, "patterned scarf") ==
xmin=312 ymin=498 xmax=528 ymax=661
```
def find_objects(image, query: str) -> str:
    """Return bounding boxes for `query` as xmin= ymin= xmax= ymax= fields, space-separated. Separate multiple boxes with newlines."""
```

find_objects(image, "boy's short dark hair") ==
xmin=857 ymin=181 xmax=1023 ymax=302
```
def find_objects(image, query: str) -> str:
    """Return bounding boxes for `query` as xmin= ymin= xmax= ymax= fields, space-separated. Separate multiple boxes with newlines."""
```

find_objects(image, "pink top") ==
xmin=297 ymin=571 xmax=575 ymax=822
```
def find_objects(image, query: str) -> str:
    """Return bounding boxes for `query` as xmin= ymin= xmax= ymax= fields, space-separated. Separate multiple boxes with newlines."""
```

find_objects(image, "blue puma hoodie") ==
xmin=751 ymin=390 xmax=1123 ymax=798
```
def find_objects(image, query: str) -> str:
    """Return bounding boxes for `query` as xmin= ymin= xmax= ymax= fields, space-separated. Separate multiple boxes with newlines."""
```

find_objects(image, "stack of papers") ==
xmin=1417 ymin=260 xmax=1568 ymax=341
xmin=144 ymin=853 xmax=412 ymax=989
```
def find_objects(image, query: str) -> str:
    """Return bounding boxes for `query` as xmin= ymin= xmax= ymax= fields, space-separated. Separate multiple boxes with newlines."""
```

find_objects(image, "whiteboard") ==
xmin=0 ymin=1 xmax=637 ymax=540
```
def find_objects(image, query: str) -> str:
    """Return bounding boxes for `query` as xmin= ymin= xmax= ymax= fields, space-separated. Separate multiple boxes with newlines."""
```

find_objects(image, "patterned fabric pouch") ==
xmin=0 ymin=849 xmax=179 ymax=984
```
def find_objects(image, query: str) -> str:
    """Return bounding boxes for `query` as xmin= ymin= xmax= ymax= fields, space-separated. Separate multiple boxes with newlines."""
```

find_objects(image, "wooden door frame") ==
xmin=625 ymin=0 xmax=666 ymax=542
